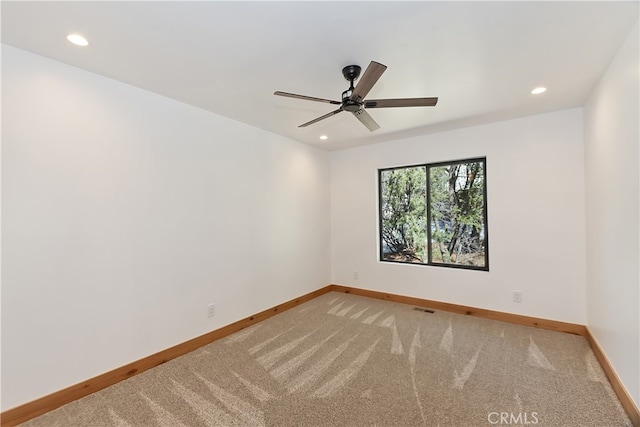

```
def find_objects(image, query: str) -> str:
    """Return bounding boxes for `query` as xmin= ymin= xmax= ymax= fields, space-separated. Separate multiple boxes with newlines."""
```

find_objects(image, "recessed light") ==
xmin=531 ymin=87 xmax=547 ymax=95
xmin=67 ymin=34 xmax=89 ymax=47
xmin=319 ymin=135 xmax=328 ymax=140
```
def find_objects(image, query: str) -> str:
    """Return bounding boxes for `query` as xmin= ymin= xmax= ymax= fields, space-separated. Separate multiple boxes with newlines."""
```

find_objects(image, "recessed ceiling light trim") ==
xmin=531 ymin=87 xmax=547 ymax=95
xmin=67 ymin=34 xmax=89 ymax=47
xmin=319 ymin=135 xmax=328 ymax=140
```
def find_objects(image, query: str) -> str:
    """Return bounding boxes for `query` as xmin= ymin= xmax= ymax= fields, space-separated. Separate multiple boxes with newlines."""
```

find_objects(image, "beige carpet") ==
xmin=21 ymin=292 xmax=631 ymax=426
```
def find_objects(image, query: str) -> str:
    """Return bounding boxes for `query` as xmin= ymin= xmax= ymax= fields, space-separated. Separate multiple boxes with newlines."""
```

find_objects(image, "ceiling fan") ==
xmin=274 ymin=61 xmax=438 ymax=132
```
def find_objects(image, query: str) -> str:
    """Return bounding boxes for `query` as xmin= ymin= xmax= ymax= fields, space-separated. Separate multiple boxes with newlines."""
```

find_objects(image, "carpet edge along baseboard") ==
xmin=0 ymin=285 xmax=334 ymax=427
xmin=330 ymin=284 xmax=639 ymax=427
xmin=3 ymin=284 xmax=638 ymax=427
xmin=584 ymin=326 xmax=640 ymax=427
xmin=330 ymin=284 xmax=587 ymax=335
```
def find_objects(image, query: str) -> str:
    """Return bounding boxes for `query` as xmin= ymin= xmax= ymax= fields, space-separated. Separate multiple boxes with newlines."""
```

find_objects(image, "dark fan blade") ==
xmin=351 ymin=108 xmax=380 ymax=132
xmin=274 ymin=91 xmax=341 ymax=105
xmin=349 ymin=61 xmax=387 ymax=103
xmin=364 ymin=97 xmax=438 ymax=108
xmin=299 ymin=108 xmax=344 ymax=127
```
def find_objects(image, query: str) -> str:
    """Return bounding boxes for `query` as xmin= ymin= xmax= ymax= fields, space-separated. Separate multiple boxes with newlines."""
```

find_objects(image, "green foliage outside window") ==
xmin=379 ymin=158 xmax=488 ymax=270
xmin=380 ymin=166 xmax=427 ymax=263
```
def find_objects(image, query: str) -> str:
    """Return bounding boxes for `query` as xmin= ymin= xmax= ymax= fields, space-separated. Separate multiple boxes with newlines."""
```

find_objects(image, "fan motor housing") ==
xmin=343 ymin=100 xmax=361 ymax=112
xmin=341 ymin=89 xmax=361 ymax=112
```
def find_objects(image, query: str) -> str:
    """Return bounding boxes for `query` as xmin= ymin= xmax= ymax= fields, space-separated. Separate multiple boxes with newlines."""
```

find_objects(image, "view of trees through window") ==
xmin=379 ymin=158 xmax=488 ymax=270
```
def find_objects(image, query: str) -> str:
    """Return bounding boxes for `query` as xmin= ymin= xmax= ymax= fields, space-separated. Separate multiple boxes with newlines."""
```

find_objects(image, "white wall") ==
xmin=1 ymin=45 xmax=331 ymax=410
xmin=331 ymin=109 xmax=587 ymax=324
xmin=584 ymin=21 xmax=639 ymax=407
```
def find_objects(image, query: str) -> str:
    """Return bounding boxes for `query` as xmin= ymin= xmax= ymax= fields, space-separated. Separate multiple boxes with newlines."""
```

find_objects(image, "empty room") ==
xmin=1 ymin=1 xmax=638 ymax=426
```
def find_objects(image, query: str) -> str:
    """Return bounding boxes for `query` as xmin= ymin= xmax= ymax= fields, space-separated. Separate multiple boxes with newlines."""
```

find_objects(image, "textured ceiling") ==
xmin=2 ymin=1 xmax=638 ymax=150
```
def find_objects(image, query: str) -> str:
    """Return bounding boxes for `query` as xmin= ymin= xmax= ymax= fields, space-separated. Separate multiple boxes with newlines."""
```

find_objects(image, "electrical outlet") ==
xmin=513 ymin=291 xmax=523 ymax=303
xmin=207 ymin=303 xmax=216 ymax=318
xmin=353 ymin=271 xmax=359 ymax=280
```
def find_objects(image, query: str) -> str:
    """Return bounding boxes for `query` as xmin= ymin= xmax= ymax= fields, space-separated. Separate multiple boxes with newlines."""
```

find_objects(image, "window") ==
xmin=378 ymin=157 xmax=488 ymax=271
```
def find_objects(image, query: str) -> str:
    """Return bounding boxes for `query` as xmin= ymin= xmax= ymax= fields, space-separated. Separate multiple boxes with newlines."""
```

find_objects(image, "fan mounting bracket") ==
xmin=342 ymin=65 xmax=362 ymax=82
